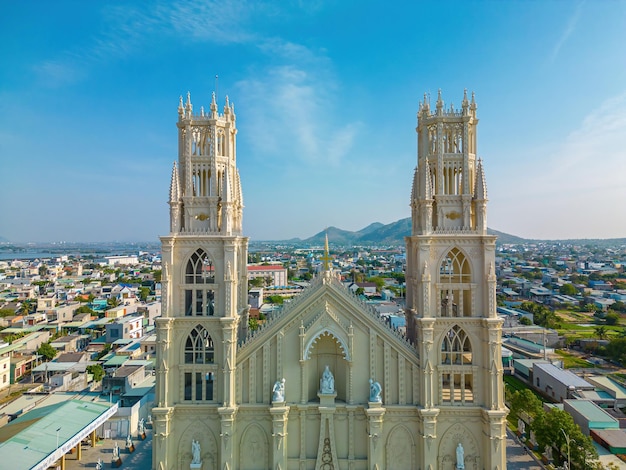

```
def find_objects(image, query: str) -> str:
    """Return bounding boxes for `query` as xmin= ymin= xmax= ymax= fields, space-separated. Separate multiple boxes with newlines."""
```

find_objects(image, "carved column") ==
xmin=270 ymin=404 xmax=290 ymax=470
xmin=365 ymin=402 xmax=385 ymax=470
xmin=418 ymin=408 xmax=439 ymax=468
xmin=218 ymin=407 xmax=236 ymax=469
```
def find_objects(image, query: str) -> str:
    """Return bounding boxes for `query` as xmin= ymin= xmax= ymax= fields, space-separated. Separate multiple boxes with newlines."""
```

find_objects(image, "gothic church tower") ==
xmin=405 ymin=90 xmax=507 ymax=469
xmin=153 ymin=92 xmax=249 ymax=469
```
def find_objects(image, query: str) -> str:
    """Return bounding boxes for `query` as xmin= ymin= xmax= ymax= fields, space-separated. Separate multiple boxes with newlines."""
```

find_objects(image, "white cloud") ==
xmin=549 ymin=2 xmax=583 ymax=63
xmin=236 ymin=62 xmax=360 ymax=168
xmin=491 ymin=91 xmax=626 ymax=239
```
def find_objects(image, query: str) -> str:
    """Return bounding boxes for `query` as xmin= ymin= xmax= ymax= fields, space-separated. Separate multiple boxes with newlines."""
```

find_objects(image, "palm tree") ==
xmin=594 ymin=326 xmax=608 ymax=340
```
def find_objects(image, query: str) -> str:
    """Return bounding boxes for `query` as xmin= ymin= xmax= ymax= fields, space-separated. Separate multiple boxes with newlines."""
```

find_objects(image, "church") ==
xmin=152 ymin=90 xmax=508 ymax=470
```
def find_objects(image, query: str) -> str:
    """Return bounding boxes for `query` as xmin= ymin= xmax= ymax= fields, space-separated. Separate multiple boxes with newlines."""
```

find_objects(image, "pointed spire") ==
xmin=210 ymin=91 xmax=217 ymax=113
xmin=224 ymin=95 xmax=230 ymax=114
xmin=178 ymin=95 xmax=184 ymax=116
xmin=322 ymin=232 xmax=331 ymax=272
xmin=185 ymin=91 xmax=192 ymax=114
xmin=462 ymin=88 xmax=469 ymax=111
xmin=470 ymin=91 xmax=477 ymax=112
xmin=411 ymin=166 xmax=418 ymax=202
xmin=169 ymin=161 xmax=180 ymax=203
xmin=474 ymin=158 xmax=487 ymax=199
xmin=223 ymin=165 xmax=232 ymax=203
xmin=436 ymin=89 xmax=443 ymax=114
xmin=424 ymin=161 xmax=433 ymax=200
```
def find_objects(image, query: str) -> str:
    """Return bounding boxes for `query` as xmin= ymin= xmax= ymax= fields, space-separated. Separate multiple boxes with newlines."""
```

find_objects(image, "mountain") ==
xmin=300 ymin=219 xmax=527 ymax=246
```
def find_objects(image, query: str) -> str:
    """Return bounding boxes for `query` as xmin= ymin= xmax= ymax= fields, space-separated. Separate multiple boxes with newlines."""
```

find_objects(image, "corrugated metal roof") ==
xmin=534 ymin=362 xmax=594 ymax=389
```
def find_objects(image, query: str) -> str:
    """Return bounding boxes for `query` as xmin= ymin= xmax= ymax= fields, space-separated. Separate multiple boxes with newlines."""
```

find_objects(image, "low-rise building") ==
xmin=533 ymin=362 xmax=595 ymax=402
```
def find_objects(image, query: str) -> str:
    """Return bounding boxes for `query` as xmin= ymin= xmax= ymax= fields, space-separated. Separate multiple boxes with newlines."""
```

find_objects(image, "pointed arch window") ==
xmin=182 ymin=325 xmax=215 ymax=402
xmin=186 ymin=249 xmax=214 ymax=284
xmin=184 ymin=325 xmax=214 ymax=364
xmin=439 ymin=248 xmax=470 ymax=284
xmin=441 ymin=325 xmax=472 ymax=365
xmin=439 ymin=247 xmax=472 ymax=317
xmin=439 ymin=325 xmax=474 ymax=405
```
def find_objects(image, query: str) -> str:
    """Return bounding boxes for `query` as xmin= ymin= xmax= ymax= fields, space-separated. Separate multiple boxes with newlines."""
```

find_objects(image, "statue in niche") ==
xmin=272 ymin=378 xmax=285 ymax=403
xmin=191 ymin=439 xmax=201 ymax=464
xmin=112 ymin=442 xmax=120 ymax=461
xmin=369 ymin=378 xmax=382 ymax=403
xmin=456 ymin=443 xmax=465 ymax=469
xmin=517 ymin=418 xmax=525 ymax=435
xmin=320 ymin=365 xmax=335 ymax=394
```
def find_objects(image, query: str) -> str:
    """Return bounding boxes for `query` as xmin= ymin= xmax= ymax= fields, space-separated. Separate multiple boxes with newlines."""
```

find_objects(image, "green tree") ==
xmin=249 ymin=277 xmax=265 ymax=288
xmin=265 ymin=295 xmax=284 ymax=305
xmin=509 ymin=389 xmax=543 ymax=419
xmin=38 ymin=265 xmax=48 ymax=277
xmin=0 ymin=308 xmax=15 ymax=317
xmin=153 ymin=269 xmax=162 ymax=283
xmin=366 ymin=276 xmax=386 ymax=292
xmin=248 ymin=318 xmax=259 ymax=331
xmin=37 ymin=342 xmax=57 ymax=361
xmin=519 ymin=316 xmax=532 ymax=326
xmin=139 ymin=286 xmax=151 ymax=302
xmin=595 ymin=325 xmax=609 ymax=340
xmin=559 ymin=283 xmax=578 ymax=296
xmin=107 ymin=297 xmax=121 ymax=308
xmin=75 ymin=305 xmax=95 ymax=314
xmin=605 ymin=312 xmax=620 ymax=326
xmin=87 ymin=364 xmax=105 ymax=382
xmin=532 ymin=408 xmax=597 ymax=468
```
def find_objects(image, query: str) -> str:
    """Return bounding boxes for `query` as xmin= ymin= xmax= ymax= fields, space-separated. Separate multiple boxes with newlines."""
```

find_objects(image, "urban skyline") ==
xmin=1 ymin=1 xmax=626 ymax=243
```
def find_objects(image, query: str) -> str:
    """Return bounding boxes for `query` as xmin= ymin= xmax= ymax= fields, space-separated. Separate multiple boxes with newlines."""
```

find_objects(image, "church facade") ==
xmin=152 ymin=90 xmax=507 ymax=470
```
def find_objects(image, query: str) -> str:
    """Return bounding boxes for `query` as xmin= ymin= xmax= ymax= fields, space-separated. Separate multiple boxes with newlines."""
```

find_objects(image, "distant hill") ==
xmin=299 ymin=218 xmax=526 ymax=246
xmin=0 ymin=235 xmax=9 ymax=243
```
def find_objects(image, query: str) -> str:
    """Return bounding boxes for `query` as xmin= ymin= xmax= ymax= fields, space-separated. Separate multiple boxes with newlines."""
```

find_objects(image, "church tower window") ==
xmin=438 ymin=247 xmax=472 ymax=317
xmin=184 ymin=249 xmax=215 ymax=316
xmin=182 ymin=325 xmax=215 ymax=401
xmin=440 ymin=325 xmax=473 ymax=404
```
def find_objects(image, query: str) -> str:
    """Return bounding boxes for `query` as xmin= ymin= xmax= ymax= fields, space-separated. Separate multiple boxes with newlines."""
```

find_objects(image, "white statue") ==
xmin=96 ymin=458 xmax=103 ymax=470
xmin=517 ymin=418 xmax=525 ymax=434
xmin=191 ymin=439 xmax=201 ymax=464
xmin=126 ymin=434 xmax=132 ymax=448
xmin=456 ymin=442 xmax=465 ymax=469
xmin=369 ymin=378 xmax=382 ymax=403
xmin=320 ymin=365 xmax=335 ymax=394
xmin=112 ymin=442 xmax=120 ymax=460
xmin=272 ymin=378 xmax=285 ymax=403
xmin=138 ymin=418 xmax=145 ymax=435
xmin=544 ymin=445 xmax=553 ymax=460
xmin=563 ymin=462 xmax=569 ymax=470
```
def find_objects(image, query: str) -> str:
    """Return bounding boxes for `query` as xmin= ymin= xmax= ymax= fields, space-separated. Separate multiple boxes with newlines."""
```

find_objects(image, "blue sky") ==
xmin=1 ymin=1 xmax=626 ymax=243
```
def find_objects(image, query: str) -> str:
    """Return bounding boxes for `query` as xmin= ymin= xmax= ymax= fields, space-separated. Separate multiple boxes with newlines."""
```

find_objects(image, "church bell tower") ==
xmin=406 ymin=90 xmax=507 ymax=469
xmin=153 ymin=92 xmax=249 ymax=469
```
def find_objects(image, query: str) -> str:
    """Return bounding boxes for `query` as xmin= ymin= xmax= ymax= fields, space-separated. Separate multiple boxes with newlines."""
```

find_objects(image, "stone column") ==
xmin=270 ymin=404 xmax=290 ymax=469
xmin=219 ymin=407 xmax=237 ymax=469
xmin=418 ymin=408 xmax=440 ymax=468
xmin=365 ymin=402 xmax=385 ymax=470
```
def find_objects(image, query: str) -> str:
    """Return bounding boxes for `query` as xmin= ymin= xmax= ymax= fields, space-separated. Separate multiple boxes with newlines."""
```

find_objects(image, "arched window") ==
xmin=439 ymin=248 xmax=470 ymax=283
xmin=441 ymin=325 xmax=472 ymax=365
xmin=182 ymin=325 xmax=215 ymax=402
xmin=184 ymin=249 xmax=216 ymax=317
xmin=185 ymin=249 xmax=214 ymax=284
xmin=439 ymin=248 xmax=472 ymax=317
xmin=184 ymin=325 xmax=214 ymax=364
xmin=440 ymin=325 xmax=473 ymax=405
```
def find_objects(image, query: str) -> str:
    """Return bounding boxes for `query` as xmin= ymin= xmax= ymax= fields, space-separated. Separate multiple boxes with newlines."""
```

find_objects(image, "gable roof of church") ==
xmin=238 ymin=272 xmax=414 ymax=358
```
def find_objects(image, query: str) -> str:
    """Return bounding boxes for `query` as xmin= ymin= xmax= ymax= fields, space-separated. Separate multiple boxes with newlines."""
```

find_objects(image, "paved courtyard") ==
xmin=64 ymin=429 xmax=152 ymax=470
